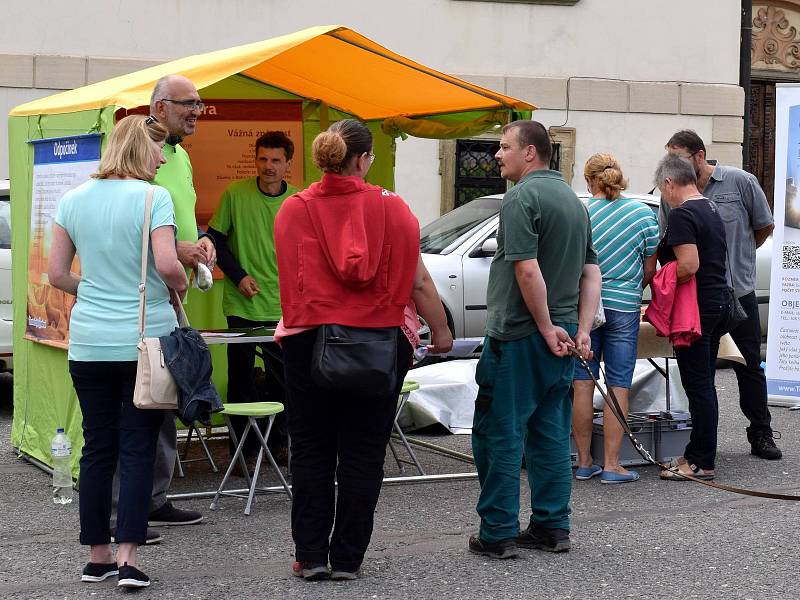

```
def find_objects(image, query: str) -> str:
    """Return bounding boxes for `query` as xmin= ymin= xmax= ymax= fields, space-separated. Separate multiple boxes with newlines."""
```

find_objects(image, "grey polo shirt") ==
xmin=659 ymin=165 xmax=773 ymax=297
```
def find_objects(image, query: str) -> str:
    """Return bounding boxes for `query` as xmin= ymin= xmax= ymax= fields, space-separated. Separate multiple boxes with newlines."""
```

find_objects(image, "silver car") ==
xmin=420 ymin=193 xmax=771 ymax=341
xmin=0 ymin=179 xmax=11 ymax=371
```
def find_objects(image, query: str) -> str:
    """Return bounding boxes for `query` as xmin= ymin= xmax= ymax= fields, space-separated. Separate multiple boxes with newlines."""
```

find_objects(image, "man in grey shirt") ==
xmin=661 ymin=130 xmax=780 ymax=460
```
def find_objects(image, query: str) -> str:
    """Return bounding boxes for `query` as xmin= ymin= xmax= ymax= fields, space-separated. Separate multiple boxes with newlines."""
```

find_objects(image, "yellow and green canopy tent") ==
xmin=8 ymin=25 xmax=534 ymax=470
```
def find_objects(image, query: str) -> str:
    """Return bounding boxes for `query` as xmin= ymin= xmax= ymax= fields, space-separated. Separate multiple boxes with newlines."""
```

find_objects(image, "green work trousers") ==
xmin=472 ymin=326 xmax=576 ymax=543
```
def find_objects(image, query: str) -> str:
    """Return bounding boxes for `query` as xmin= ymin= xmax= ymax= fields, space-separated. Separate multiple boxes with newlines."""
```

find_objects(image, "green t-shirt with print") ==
xmin=486 ymin=169 xmax=597 ymax=341
xmin=209 ymin=177 xmax=298 ymax=321
xmin=153 ymin=143 xmax=198 ymax=244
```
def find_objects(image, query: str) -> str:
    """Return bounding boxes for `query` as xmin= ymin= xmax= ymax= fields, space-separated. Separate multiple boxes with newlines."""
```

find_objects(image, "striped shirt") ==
xmin=589 ymin=197 xmax=660 ymax=312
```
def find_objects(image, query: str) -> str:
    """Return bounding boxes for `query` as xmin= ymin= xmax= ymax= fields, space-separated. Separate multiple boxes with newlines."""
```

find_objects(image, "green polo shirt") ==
xmin=153 ymin=142 xmax=198 ymax=244
xmin=209 ymin=177 xmax=298 ymax=321
xmin=486 ymin=169 xmax=597 ymax=341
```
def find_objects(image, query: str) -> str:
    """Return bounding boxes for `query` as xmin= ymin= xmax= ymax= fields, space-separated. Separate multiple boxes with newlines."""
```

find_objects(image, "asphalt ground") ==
xmin=0 ymin=367 xmax=799 ymax=600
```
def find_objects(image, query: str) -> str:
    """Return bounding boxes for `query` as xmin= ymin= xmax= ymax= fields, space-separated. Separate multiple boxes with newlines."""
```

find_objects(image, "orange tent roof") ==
xmin=10 ymin=25 xmax=534 ymax=120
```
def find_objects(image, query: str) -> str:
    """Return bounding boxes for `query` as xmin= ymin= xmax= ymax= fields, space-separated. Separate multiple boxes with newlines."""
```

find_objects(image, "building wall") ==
xmin=1 ymin=0 xmax=744 ymax=222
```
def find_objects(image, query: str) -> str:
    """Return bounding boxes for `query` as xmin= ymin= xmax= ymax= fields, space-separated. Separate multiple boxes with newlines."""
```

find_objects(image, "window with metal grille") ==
xmin=454 ymin=139 xmax=561 ymax=208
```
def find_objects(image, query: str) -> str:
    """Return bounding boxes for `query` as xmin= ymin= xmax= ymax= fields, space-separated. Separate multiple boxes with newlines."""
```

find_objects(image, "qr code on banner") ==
xmin=783 ymin=244 xmax=800 ymax=269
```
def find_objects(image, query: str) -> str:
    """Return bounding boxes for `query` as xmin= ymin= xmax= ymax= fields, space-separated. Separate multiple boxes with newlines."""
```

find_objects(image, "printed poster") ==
xmin=26 ymin=134 xmax=101 ymax=348
xmin=123 ymin=100 xmax=305 ymax=226
xmin=766 ymin=84 xmax=800 ymax=404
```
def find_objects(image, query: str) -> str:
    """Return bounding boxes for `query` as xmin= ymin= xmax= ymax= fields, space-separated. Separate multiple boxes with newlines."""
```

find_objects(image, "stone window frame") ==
xmin=438 ymin=126 xmax=577 ymax=215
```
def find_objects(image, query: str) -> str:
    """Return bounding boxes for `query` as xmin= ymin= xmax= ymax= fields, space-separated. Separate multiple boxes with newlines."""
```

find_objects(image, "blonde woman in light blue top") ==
xmin=49 ymin=115 xmax=188 ymax=589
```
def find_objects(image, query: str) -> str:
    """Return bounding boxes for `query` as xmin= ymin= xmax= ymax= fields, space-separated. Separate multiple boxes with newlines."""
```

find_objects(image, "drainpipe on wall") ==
xmin=741 ymin=0 xmax=753 ymax=169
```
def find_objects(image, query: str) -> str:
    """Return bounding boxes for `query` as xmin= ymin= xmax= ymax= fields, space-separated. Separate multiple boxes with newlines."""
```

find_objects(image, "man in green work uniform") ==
xmin=208 ymin=131 xmax=298 ymax=460
xmin=468 ymin=120 xmax=600 ymax=559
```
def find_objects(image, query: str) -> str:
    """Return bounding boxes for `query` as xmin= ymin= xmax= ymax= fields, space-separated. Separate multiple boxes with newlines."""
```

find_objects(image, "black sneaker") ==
xmin=81 ymin=562 xmax=119 ymax=582
xmin=516 ymin=523 xmax=571 ymax=553
xmin=291 ymin=561 xmax=330 ymax=581
xmin=110 ymin=527 xmax=163 ymax=545
xmin=117 ymin=563 xmax=150 ymax=589
xmin=148 ymin=502 xmax=203 ymax=526
xmin=468 ymin=535 xmax=518 ymax=559
xmin=750 ymin=431 xmax=782 ymax=460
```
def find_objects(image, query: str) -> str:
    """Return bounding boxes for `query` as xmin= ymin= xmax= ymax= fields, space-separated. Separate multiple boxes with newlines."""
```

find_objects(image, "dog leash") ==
xmin=569 ymin=348 xmax=800 ymax=501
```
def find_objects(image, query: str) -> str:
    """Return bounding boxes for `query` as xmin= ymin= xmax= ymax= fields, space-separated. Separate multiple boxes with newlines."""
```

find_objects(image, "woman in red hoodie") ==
xmin=274 ymin=119 xmax=452 ymax=581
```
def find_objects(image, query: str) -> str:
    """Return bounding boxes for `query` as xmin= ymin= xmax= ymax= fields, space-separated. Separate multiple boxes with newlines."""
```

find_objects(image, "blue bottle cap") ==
xmin=56 ymin=428 xmax=65 ymax=433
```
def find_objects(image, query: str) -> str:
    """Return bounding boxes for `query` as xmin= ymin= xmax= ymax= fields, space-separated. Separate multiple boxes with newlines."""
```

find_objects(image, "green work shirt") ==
xmin=153 ymin=143 xmax=198 ymax=244
xmin=209 ymin=177 xmax=298 ymax=321
xmin=486 ymin=169 xmax=597 ymax=341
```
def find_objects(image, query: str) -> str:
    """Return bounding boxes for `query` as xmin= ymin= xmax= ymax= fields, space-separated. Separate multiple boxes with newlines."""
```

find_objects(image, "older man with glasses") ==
xmin=660 ymin=129 xmax=781 ymax=461
xmin=111 ymin=75 xmax=216 ymax=544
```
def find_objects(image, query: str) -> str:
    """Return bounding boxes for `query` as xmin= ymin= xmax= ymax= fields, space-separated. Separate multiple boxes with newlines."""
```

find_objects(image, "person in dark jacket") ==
xmin=274 ymin=119 xmax=452 ymax=581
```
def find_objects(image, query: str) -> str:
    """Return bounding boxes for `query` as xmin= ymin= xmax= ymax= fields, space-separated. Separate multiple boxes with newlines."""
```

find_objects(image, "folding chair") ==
xmin=210 ymin=402 xmax=292 ymax=515
xmin=174 ymin=420 xmax=218 ymax=478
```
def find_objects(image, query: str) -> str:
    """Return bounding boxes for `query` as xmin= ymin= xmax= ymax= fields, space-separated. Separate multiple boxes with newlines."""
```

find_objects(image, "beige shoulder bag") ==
xmin=133 ymin=185 xmax=186 ymax=410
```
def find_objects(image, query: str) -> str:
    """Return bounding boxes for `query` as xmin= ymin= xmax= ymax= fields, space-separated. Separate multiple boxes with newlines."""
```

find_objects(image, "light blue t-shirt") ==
xmin=589 ymin=196 xmax=660 ymax=312
xmin=55 ymin=179 xmax=179 ymax=361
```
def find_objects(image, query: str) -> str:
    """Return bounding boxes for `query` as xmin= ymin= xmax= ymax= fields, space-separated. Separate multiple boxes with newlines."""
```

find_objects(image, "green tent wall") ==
xmin=8 ymin=75 xmax=399 ymax=474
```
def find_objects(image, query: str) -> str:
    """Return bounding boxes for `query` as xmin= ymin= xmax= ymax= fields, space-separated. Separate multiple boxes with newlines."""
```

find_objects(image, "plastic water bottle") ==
xmin=50 ymin=428 xmax=73 ymax=504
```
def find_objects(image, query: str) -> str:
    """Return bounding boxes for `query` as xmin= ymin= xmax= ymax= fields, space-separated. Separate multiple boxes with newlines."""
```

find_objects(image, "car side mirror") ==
xmin=480 ymin=238 xmax=497 ymax=256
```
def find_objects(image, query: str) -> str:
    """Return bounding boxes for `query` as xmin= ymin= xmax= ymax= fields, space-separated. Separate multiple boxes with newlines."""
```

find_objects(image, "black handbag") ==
xmin=728 ymin=289 xmax=749 ymax=327
xmin=311 ymin=324 xmax=399 ymax=397
xmin=724 ymin=251 xmax=748 ymax=328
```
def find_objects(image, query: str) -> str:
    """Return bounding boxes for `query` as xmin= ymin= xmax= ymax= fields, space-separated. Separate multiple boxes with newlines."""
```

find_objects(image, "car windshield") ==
xmin=0 ymin=200 xmax=10 ymax=250
xmin=420 ymin=197 xmax=500 ymax=254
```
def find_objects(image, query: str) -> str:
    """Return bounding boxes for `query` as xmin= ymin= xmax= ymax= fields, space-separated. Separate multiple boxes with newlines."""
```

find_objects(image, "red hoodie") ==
xmin=274 ymin=173 xmax=420 ymax=328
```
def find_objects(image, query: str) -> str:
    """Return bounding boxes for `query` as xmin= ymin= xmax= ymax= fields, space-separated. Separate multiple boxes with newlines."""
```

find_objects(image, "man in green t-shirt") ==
xmin=208 ymin=131 xmax=298 ymax=459
xmin=468 ymin=121 xmax=600 ymax=560
xmin=111 ymin=75 xmax=213 ymax=540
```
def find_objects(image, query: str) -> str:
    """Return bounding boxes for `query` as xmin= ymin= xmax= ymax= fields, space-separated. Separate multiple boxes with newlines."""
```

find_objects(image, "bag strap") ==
xmin=138 ymin=186 xmax=156 ymax=341
xmin=138 ymin=186 xmax=189 ymax=340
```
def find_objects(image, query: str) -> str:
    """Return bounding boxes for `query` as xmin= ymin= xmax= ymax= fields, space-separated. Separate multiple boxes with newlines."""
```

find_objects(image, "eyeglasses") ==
xmin=160 ymin=99 xmax=205 ymax=111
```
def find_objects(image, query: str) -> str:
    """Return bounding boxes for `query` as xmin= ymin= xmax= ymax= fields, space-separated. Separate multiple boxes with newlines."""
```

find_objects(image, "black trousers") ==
xmin=226 ymin=315 xmax=286 ymax=457
xmin=674 ymin=294 xmax=730 ymax=470
xmin=69 ymin=361 xmax=163 ymax=545
xmin=727 ymin=291 xmax=773 ymax=438
xmin=282 ymin=328 xmax=412 ymax=571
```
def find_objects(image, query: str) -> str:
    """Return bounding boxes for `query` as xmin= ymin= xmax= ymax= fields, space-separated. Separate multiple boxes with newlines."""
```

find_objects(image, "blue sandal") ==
xmin=575 ymin=465 xmax=602 ymax=480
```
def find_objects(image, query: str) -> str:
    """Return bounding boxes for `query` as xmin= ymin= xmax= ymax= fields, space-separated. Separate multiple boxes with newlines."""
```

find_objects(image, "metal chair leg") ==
xmin=211 ymin=417 xmax=253 ymax=510
xmin=388 ymin=435 xmax=403 ymax=472
xmin=244 ymin=416 xmax=271 ymax=515
xmin=193 ymin=425 xmax=218 ymax=473
xmin=250 ymin=416 xmax=293 ymax=504
xmin=392 ymin=391 xmax=425 ymax=476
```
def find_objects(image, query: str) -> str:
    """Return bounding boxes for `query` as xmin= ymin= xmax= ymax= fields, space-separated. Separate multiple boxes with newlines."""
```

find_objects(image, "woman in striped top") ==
xmin=572 ymin=154 xmax=660 ymax=484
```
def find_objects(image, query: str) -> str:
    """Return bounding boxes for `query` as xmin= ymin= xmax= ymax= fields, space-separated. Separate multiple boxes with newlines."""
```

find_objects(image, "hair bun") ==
xmin=312 ymin=131 xmax=348 ymax=172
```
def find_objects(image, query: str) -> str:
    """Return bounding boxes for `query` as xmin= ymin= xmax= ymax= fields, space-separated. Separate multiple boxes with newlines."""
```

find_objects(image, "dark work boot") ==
xmin=749 ymin=431 xmax=782 ymax=460
xmin=468 ymin=535 xmax=518 ymax=559
xmin=516 ymin=523 xmax=571 ymax=553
